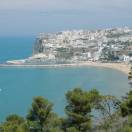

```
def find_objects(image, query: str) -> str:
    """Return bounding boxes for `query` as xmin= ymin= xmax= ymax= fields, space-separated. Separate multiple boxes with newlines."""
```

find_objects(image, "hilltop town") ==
xmin=7 ymin=27 xmax=132 ymax=65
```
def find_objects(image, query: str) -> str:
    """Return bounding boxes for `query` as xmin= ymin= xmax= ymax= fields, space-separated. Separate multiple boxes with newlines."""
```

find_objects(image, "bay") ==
xmin=0 ymin=37 xmax=130 ymax=121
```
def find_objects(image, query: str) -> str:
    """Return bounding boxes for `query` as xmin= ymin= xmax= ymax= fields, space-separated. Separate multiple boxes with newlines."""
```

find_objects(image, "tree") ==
xmin=0 ymin=114 xmax=26 ymax=132
xmin=117 ymin=67 xmax=132 ymax=131
xmin=121 ymin=91 xmax=132 ymax=117
xmin=128 ymin=67 xmax=132 ymax=80
xmin=96 ymin=95 xmax=119 ymax=119
xmin=64 ymin=88 xmax=100 ymax=132
xmin=95 ymin=95 xmax=120 ymax=131
xmin=26 ymin=96 xmax=53 ymax=131
xmin=121 ymin=67 xmax=132 ymax=117
xmin=66 ymin=127 xmax=80 ymax=132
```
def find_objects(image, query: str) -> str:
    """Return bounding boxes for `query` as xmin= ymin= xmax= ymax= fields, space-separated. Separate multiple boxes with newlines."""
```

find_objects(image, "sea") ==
xmin=0 ymin=36 xmax=131 ymax=121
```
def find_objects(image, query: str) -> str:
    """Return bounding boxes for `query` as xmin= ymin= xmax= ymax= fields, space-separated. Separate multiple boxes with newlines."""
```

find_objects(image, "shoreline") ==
xmin=0 ymin=62 xmax=130 ymax=75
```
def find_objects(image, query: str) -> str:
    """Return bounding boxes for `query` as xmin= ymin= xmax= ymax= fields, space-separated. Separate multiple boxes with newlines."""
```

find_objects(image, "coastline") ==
xmin=0 ymin=62 xmax=130 ymax=75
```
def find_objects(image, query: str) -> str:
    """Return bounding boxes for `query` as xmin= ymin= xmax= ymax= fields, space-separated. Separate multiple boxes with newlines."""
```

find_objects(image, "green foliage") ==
xmin=0 ymin=114 xmax=27 ymax=132
xmin=64 ymin=88 xmax=100 ymax=132
xmin=119 ymin=115 xmax=132 ymax=132
xmin=121 ymin=103 xmax=129 ymax=117
xmin=94 ymin=95 xmax=120 ymax=131
xmin=120 ymin=125 xmax=132 ymax=132
xmin=0 ymin=88 xmax=126 ymax=132
xmin=120 ymin=67 xmax=132 ymax=117
xmin=96 ymin=95 xmax=120 ymax=117
xmin=121 ymin=91 xmax=132 ymax=117
xmin=114 ymin=68 xmax=132 ymax=131
xmin=128 ymin=67 xmax=132 ymax=80
xmin=6 ymin=114 xmax=24 ymax=124
xmin=26 ymin=96 xmax=54 ymax=131
xmin=49 ymin=127 xmax=64 ymax=132
xmin=66 ymin=127 xmax=80 ymax=132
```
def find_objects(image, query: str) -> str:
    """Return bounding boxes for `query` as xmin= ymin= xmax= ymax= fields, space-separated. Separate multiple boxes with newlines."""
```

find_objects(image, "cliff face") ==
xmin=33 ymin=38 xmax=44 ymax=55
xmin=31 ymin=28 xmax=132 ymax=64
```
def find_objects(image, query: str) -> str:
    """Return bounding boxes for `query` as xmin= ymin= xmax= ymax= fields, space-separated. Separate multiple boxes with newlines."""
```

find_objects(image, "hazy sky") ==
xmin=0 ymin=0 xmax=132 ymax=36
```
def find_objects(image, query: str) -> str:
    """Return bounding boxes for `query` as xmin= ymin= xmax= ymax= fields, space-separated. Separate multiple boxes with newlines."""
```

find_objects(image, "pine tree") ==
xmin=64 ymin=88 xmax=100 ymax=132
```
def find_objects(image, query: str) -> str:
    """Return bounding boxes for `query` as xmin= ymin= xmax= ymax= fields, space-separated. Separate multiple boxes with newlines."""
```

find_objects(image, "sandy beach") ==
xmin=0 ymin=62 xmax=131 ymax=75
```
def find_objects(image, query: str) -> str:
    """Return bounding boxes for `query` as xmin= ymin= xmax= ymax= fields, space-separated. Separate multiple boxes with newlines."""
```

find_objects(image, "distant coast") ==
xmin=2 ymin=27 xmax=132 ymax=76
xmin=0 ymin=62 xmax=130 ymax=75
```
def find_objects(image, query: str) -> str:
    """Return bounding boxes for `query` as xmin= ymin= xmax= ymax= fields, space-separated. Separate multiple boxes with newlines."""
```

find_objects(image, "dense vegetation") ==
xmin=0 ymin=88 xmax=124 ymax=132
xmin=0 ymin=67 xmax=132 ymax=132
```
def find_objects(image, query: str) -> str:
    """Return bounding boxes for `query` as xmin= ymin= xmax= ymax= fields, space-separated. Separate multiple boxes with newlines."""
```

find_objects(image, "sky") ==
xmin=0 ymin=0 xmax=132 ymax=36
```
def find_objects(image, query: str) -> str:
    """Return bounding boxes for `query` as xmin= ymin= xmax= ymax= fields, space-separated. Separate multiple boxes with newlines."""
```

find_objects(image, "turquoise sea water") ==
xmin=0 ymin=37 xmax=131 ymax=121
xmin=0 ymin=36 xmax=34 ymax=63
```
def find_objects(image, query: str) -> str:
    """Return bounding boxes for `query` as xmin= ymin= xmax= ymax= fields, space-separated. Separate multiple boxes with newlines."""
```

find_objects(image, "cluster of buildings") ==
xmin=6 ymin=27 xmax=132 ymax=65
